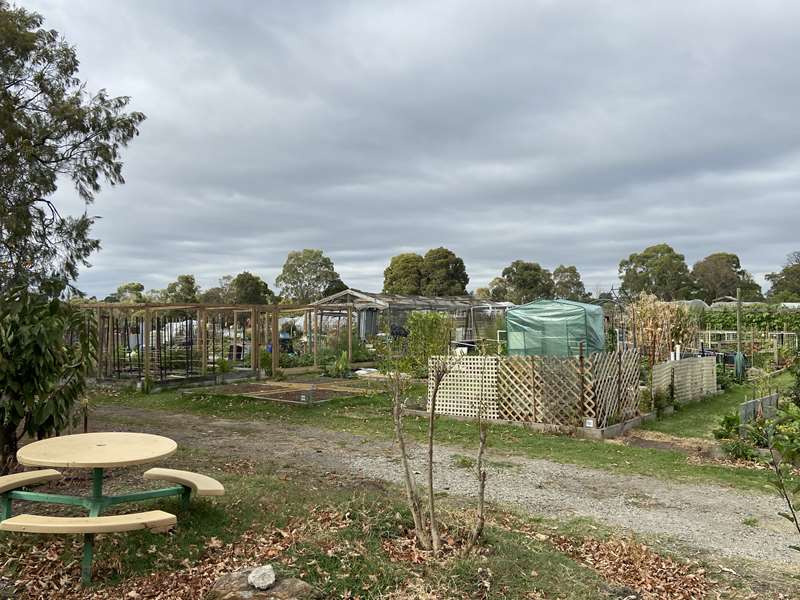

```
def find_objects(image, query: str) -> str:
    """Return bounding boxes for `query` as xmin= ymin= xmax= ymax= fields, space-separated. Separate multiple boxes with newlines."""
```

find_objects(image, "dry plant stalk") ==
xmin=625 ymin=294 xmax=697 ymax=367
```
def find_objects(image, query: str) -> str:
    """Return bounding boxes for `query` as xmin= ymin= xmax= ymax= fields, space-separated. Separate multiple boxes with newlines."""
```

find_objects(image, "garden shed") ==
xmin=312 ymin=288 xmax=511 ymax=345
xmin=506 ymin=299 xmax=605 ymax=357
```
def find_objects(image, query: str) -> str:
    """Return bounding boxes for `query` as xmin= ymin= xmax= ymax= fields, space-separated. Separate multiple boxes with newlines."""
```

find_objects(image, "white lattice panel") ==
xmin=428 ymin=356 xmax=499 ymax=420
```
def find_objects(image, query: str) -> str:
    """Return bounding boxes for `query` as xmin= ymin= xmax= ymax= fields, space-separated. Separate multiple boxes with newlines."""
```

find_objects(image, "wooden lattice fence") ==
xmin=428 ymin=350 xmax=641 ymax=429
xmin=651 ymin=357 xmax=716 ymax=404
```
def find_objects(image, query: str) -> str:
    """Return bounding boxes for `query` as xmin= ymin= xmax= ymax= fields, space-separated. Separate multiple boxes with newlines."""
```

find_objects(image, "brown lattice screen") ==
xmin=428 ymin=350 xmax=641 ymax=428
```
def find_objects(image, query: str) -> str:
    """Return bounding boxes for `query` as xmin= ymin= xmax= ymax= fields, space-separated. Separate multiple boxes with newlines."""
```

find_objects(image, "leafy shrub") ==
xmin=652 ymin=389 xmax=673 ymax=412
xmin=259 ymin=348 xmax=272 ymax=376
xmin=0 ymin=288 xmax=96 ymax=473
xmin=713 ymin=412 xmax=740 ymax=440
xmin=325 ymin=330 xmax=374 ymax=362
xmin=716 ymin=363 xmax=735 ymax=391
xmin=280 ymin=353 xmax=314 ymax=369
xmin=323 ymin=351 xmax=351 ymax=378
xmin=786 ymin=365 xmax=800 ymax=409
xmin=402 ymin=312 xmax=452 ymax=378
xmin=638 ymin=387 xmax=653 ymax=413
xmin=721 ymin=438 xmax=758 ymax=461
xmin=700 ymin=305 xmax=800 ymax=332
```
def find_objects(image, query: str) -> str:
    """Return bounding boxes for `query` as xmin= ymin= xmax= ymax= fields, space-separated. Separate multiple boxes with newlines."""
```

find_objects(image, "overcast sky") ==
xmin=27 ymin=0 xmax=800 ymax=298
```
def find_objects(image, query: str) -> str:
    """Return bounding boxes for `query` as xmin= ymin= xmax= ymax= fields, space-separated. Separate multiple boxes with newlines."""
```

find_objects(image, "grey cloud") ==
xmin=27 ymin=0 xmax=800 ymax=297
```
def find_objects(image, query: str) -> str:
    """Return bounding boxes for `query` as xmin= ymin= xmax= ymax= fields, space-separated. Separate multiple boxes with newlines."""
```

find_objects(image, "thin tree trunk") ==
xmin=391 ymin=373 xmax=431 ymax=549
xmin=464 ymin=420 xmax=488 ymax=555
xmin=427 ymin=365 xmax=445 ymax=556
xmin=464 ymin=354 xmax=488 ymax=555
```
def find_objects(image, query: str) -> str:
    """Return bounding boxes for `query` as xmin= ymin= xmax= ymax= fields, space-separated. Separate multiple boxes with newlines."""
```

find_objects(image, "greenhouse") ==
xmin=506 ymin=299 xmax=605 ymax=357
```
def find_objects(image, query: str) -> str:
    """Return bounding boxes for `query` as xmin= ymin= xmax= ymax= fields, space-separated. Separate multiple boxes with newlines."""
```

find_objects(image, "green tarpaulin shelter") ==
xmin=506 ymin=299 xmax=605 ymax=357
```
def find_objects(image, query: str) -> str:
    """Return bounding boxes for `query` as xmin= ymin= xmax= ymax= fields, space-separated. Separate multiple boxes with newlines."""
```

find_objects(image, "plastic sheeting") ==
xmin=506 ymin=299 xmax=605 ymax=357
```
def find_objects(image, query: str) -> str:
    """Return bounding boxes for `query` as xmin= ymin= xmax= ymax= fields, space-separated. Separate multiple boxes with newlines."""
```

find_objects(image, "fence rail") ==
xmin=428 ymin=350 xmax=641 ymax=429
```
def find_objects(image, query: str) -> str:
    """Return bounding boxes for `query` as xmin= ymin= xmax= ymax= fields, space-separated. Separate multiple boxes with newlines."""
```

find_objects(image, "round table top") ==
xmin=17 ymin=432 xmax=177 ymax=468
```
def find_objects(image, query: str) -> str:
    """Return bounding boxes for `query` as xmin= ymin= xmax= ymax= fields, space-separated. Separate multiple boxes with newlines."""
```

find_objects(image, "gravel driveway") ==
xmin=93 ymin=404 xmax=800 ymax=566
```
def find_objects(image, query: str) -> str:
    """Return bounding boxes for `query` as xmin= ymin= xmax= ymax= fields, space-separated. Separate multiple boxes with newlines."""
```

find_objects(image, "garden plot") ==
xmin=208 ymin=380 xmax=374 ymax=405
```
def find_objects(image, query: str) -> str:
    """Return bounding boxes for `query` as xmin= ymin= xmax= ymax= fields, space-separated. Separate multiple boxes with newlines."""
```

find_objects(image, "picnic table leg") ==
xmin=180 ymin=486 xmax=191 ymax=511
xmin=81 ymin=535 xmax=95 ymax=586
xmin=82 ymin=468 xmax=104 ymax=585
xmin=90 ymin=467 xmax=104 ymax=516
xmin=1 ymin=494 xmax=10 ymax=520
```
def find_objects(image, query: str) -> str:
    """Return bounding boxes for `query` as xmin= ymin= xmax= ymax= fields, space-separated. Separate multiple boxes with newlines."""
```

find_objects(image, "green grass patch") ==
xmin=642 ymin=371 xmax=794 ymax=439
xmin=0 ymin=447 xmax=617 ymax=598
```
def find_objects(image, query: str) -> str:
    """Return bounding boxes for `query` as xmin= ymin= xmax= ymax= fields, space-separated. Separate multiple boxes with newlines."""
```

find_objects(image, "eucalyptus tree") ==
xmin=0 ymin=1 xmax=145 ymax=291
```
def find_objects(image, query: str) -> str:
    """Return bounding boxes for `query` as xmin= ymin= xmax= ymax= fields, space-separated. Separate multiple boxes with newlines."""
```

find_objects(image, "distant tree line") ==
xmin=101 ymin=248 xmax=347 ymax=305
xmin=383 ymin=244 xmax=800 ymax=304
xmin=99 ymin=244 xmax=800 ymax=307
xmin=618 ymin=244 xmax=800 ymax=303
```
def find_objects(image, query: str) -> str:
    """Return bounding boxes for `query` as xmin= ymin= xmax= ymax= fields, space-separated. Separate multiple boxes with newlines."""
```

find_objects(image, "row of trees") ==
xmin=98 ymin=242 xmax=800 ymax=308
xmin=476 ymin=262 xmax=589 ymax=304
xmin=381 ymin=244 xmax=800 ymax=304
xmin=619 ymin=244 xmax=800 ymax=303
xmin=104 ymin=244 xmax=800 ymax=308
xmin=103 ymin=249 xmax=347 ymax=305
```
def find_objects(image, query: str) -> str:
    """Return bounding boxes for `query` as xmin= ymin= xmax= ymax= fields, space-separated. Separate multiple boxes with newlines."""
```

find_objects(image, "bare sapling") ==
xmin=426 ymin=356 xmax=450 ymax=556
xmin=388 ymin=365 xmax=431 ymax=550
xmin=463 ymin=353 xmax=489 ymax=555
xmin=761 ymin=422 xmax=800 ymax=544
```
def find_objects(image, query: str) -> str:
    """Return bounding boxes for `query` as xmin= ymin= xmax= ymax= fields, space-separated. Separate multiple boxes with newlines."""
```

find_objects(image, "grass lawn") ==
xmin=642 ymin=371 xmax=795 ymax=439
xmin=94 ymin=381 xmax=792 ymax=494
xmin=3 ymin=379 xmax=795 ymax=598
xmin=0 ymin=445 xmax=658 ymax=599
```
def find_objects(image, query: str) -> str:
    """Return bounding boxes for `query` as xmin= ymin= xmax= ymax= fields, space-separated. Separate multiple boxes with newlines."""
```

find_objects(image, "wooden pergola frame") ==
xmin=82 ymin=301 xmax=358 ymax=381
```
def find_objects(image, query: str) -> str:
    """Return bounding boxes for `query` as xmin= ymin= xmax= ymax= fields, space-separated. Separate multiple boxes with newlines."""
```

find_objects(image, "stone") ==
xmin=205 ymin=567 xmax=319 ymax=600
xmin=248 ymin=565 xmax=276 ymax=590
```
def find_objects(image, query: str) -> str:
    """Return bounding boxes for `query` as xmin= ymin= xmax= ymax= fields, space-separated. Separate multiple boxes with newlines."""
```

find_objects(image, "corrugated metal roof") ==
xmin=312 ymin=288 xmax=512 ymax=311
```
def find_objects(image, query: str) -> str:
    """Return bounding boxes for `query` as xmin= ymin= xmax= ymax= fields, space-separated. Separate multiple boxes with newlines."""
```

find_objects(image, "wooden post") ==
xmin=616 ymin=348 xmax=623 ymax=408
xmin=271 ymin=308 xmax=279 ymax=376
xmin=143 ymin=308 xmax=152 ymax=385
xmin=736 ymin=287 xmax=742 ymax=354
xmin=303 ymin=310 xmax=310 ymax=354
xmin=347 ymin=304 xmax=353 ymax=365
xmin=529 ymin=356 xmax=537 ymax=422
xmin=94 ymin=308 xmax=102 ymax=376
xmin=579 ymin=341 xmax=586 ymax=422
xmin=251 ymin=308 xmax=259 ymax=372
xmin=313 ymin=309 xmax=319 ymax=367
xmin=232 ymin=310 xmax=238 ymax=363
xmin=199 ymin=309 xmax=207 ymax=376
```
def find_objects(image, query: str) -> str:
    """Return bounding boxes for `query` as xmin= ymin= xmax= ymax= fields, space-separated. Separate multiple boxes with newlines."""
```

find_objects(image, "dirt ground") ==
xmin=90 ymin=404 xmax=800 ymax=571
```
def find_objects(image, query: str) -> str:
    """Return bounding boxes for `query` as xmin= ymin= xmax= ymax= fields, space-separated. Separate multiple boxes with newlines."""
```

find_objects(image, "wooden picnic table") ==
xmin=18 ymin=432 xmax=177 ymax=468
xmin=3 ymin=432 xmax=223 ymax=585
xmin=13 ymin=432 xmax=182 ymax=518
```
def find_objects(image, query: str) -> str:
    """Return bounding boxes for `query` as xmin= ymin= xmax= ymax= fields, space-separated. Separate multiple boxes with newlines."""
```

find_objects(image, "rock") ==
xmin=248 ymin=565 xmax=276 ymax=590
xmin=205 ymin=566 xmax=319 ymax=600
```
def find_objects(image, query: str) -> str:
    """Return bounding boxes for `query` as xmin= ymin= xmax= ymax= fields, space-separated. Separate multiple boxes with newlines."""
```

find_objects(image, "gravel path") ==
xmin=94 ymin=404 xmax=800 ymax=565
